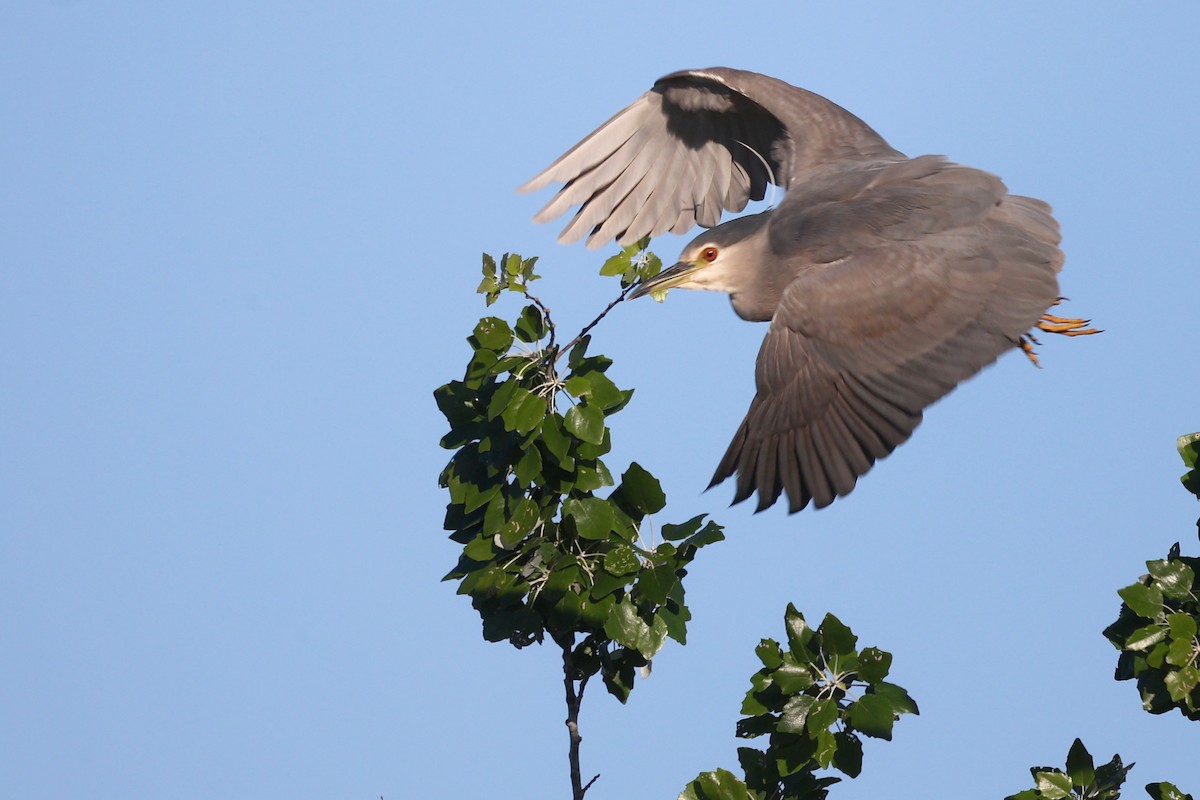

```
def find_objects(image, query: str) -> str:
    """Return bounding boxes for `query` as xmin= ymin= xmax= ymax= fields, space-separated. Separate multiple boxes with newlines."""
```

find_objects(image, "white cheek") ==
xmin=689 ymin=260 xmax=738 ymax=293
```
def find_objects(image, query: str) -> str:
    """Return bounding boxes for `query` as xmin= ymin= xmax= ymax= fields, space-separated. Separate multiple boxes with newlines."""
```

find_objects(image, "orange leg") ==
xmin=1018 ymin=299 xmax=1101 ymax=367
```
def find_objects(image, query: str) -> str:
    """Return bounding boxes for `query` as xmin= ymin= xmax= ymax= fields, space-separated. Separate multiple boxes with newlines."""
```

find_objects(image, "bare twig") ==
xmin=563 ymin=642 xmax=600 ymax=799
xmin=557 ymin=284 xmax=637 ymax=362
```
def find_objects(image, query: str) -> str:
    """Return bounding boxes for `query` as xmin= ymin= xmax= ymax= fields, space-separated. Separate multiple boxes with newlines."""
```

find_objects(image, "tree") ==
xmin=435 ymin=247 xmax=1196 ymax=799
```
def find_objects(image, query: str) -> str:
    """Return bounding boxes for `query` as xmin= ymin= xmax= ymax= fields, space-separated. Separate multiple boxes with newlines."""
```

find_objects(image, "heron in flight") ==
xmin=521 ymin=67 xmax=1095 ymax=513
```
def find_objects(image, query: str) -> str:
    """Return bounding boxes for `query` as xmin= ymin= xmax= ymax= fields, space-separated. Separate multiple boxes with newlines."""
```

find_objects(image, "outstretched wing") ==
xmin=519 ymin=67 xmax=899 ymax=249
xmin=712 ymin=192 xmax=1063 ymax=512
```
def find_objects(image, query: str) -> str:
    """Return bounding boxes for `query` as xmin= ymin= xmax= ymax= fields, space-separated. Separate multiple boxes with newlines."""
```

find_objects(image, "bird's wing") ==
xmin=711 ymin=193 xmax=1062 ymax=513
xmin=519 ymin=67 xmax=900 ymax=249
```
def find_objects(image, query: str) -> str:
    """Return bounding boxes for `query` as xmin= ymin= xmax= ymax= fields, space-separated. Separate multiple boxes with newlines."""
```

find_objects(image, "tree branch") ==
xmin=563 ymin=643 xmax=599 ymax=800
xmin=557 ymin=284 xmax=636 ymax=362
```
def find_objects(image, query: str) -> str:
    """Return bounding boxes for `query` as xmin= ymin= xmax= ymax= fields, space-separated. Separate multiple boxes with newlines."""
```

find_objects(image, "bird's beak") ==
xmin=629 ymin=260 xmax=700 ymax=301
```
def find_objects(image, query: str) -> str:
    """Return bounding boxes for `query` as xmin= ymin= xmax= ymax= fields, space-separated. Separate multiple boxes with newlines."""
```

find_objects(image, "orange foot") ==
xmin=1019 ymin=301 xmax=1101 ymax=367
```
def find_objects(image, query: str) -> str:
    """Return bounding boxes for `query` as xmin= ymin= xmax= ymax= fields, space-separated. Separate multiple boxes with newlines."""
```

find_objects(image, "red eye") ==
xmin=701 ymin=246 xmax=719 ymax=262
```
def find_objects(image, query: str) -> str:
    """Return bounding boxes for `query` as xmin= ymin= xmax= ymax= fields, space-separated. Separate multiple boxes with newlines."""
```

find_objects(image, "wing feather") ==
xmin=711 ymin=187 xmax=1061 ymax=512
xmin=521 ymin=67 xmax=899 ymax=249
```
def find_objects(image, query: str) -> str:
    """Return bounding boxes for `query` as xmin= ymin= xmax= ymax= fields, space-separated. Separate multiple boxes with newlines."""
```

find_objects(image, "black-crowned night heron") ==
xmin=521 ymin=67 xmax=1095 ymax=514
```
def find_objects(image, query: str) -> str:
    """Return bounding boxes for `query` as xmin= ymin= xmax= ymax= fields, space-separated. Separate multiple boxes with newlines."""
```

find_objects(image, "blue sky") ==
xmin=3 ymin=2 xmax=1198 ymax=798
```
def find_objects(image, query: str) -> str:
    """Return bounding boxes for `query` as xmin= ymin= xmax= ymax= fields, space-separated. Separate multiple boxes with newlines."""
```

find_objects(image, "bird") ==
xmin=519 ymin=67 xmax=1096 ymax=514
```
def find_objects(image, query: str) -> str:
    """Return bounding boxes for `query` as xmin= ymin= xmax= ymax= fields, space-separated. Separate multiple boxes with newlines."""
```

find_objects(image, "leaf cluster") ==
xmin=599 ymin=236 xmax=663 ymax=289
xmin=477 ymin=252 xmax=541 ymax=306
xmin=1006 ymin=739 xmax=1191 ymax=800
xmin=1103 ymin=545 xmax=1200 ymax=719
xmin=680 ymin=605 xmax=918 ymax=800
xmin=436 ymin=252 xmax=724 ymax=702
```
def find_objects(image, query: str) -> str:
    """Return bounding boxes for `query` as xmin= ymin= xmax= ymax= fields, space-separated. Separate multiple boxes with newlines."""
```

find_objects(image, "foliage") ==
xmin=1006 ymin=739 xmax=1131 ymax=800
xmin=600 ymin=237 xmax=664 ymax=289
xmin=1103 ymin=545 xmax=1200 ymax=719
xmin=1005 ymin=739 xmax=1192 ymax=800
xmin=679 ymin=606 xmax=917 ymax=800
xmin=1102 ymin=436 xmax=1200 ymax=720
xmin=436 ymin=250 xmax=720 ymax=703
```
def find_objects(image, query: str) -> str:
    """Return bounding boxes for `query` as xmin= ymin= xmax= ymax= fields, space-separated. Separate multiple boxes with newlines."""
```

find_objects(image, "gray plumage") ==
xmin=521 ymin=67 xmax=1066 ymax=513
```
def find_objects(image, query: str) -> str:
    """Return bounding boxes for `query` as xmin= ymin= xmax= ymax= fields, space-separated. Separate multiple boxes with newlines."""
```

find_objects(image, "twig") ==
xmin=557 ymin=284 xmax=637 ymax=362
xmin=563 ymin=643 xmax=599 ymax=799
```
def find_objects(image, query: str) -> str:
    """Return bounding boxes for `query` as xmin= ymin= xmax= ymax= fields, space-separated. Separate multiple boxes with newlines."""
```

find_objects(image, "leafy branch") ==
xmin=437 ymin=247 xmax=716 ymax=798
xmin=681 ymin=606 xmax=918 ymax=800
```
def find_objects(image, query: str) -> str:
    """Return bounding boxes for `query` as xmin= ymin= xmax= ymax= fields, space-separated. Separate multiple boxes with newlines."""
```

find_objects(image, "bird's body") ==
xmin=521 ymin=68 xmax=1090 ymax=513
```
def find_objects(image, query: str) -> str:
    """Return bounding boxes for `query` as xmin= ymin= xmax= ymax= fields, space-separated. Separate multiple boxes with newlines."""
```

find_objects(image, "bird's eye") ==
xmin=701 ymin=247 xmax=719 ymax=262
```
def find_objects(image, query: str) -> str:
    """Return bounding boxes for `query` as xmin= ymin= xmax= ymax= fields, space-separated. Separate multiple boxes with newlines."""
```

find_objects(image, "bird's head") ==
xmin=629 ymin=212 xmax=771 ymax=302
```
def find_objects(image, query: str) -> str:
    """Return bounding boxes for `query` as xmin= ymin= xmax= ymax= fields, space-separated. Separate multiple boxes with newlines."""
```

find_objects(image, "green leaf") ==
xmin=634 ymin=250 xmax=663 ymax=284
xmin=813 ymin=727 xmax=837 ymax=769
xmin=1164 ymin=665 xmax=1200 ymax=702
xmin=805 ymin=697 xmax=838 ymax=736
xmin=483 ymin=375 xmax=519 ymax=419
xmin=772 ymin=735 xmax=819 ymax=777
xmin=1167 ymin=612 xmax=1199 ymax=641
xmin=514 ymin=304 xmax=547 ymax=343
xmin=565 ymin=370 xmax=625 ymax=410
xmin=574 ymin=462 xmax=613 ymax=492
xmin=462 ymin=535 xmax=494 ymax=562
xmin=1120 ymin=583 xmax=1166 ymax=619
xmin=773 ymin=662 xmax=817 ymax=694
xmin=564 ymin=402 xmax=605 ymax=445
xmin=1178 ymin=433 xmax=1200 ymax=469
xmin=1126 ymin=623 xmax=1168 ymax=651
xmin=500 ymin=388 xmax=546 ymax=435
xmin=1147 ymin=781 xmax=1194 ymax=800
xmin=735 ymin=713 xmax=779 ymax=739
xmin=538 ymin=415 xmax=571 ymax=465
xmin=604 ymin=601 xmax=647 ymax=648
xmin=832 ymin=731 xmax=863 ymax=778
xmin=1066 ymin=738 xmax=1096 ymax=787
xmin=847 ymin=694 xmax=895 ymax=740
xmin=603 ymin=544 xmax=641 ymax=576
xmin=662 ymin=515 xmax=705 ymax=541
xmin=784 ymin=604 xmax=814 ymax=660
xmin=503 ymin=253 xmax=523 ymax=277
xmin=777 ymin=695 xmax=816 ymax=734
xmin=871 ymin=682 xmax=920 ymax=716
xmin=635 ymin=563 xmax=679 ymax=606
xmin=481 ymin=492 xmax=506 ymax=537
xmin=499 ymin=497 xmax=538 ymax=547
xmin=756 ymin=639 xmax=783 ymax=669
xmin=1035 ymin=770 xmax=1074 ymax=800
xmin=679 ymin=768 xmax=753 ymax=800
xmin=563 ymin=497 xmax=616 ymax=541
xmin=472 ymin=317 xmax=513 ymax=352
xmin=590 ymin=566 xmax=634 ymax=600
xmin=819 ymin=613 xmax=858 ymax=656
xmin=680 ymin=519 xmax=725 ymax=549
xmin=1149 ymin=559 xmax=1197 ymax=600
xmin=567 ymin=335 xmax=591 ymax=369
xmin=1094 ymin=753 xmax=1134 ymax=796
xmin=740 ymin=678 xmax=773 ymax=716
xmin=463 ymin=346 xmax=499 ymax=388
xmin=612 ymin=462 xmax=667 ymax=516
xmin=514 ymin=445 xmax=543 ymax=487
xmin=600 ymin=250 xmax=631 ymax=277
xmin=858 ymin=647 xmax=892 ymax=683
xmin=660 ymin=600 xmax=691 ymax=645
xmin=1167 ymin=613 xmax=1199 ymax=667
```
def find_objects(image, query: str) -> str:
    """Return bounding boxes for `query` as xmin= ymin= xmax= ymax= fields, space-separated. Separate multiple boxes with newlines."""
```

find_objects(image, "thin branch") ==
xmin=557 ymin=284 xmax=637 ymax=362
xmin=563 ymin=642 xmax=600 ymax=800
